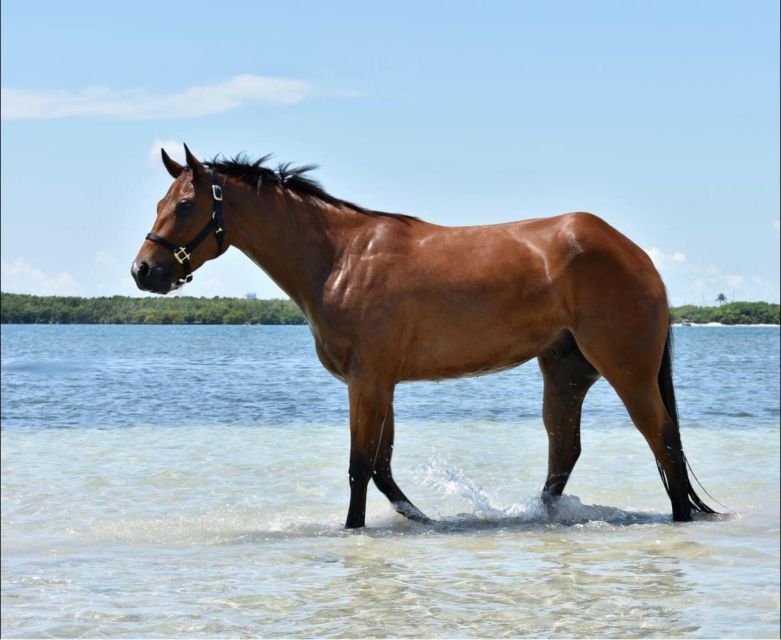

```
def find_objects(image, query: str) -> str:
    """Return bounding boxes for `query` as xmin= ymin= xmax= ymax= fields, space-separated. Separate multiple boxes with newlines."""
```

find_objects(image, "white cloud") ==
xmin=725 ymin=275 xmax=744 ymax=288
xmin=1 ymin=74 xmax=314 ymax=120
xmin=94 ymin=250 xmax=115 ymax=271
xmin=148 ymin=139 xmax=186 ymax=165
xmin=1 ymin=258 xmax=79 ymax=295
xmin=643 ymin=247 xmax=779 ymax=305
xmin=645 ymin=247 xmax=687 ymax=272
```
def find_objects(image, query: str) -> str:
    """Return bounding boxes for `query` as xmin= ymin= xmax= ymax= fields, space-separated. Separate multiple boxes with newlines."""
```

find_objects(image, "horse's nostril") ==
xmin=137 ymin=261 xmax=150 ymax=278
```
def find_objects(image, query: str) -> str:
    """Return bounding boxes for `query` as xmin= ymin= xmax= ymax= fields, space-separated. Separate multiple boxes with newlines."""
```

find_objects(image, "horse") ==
xmin=131 ymin=144 xmax=717 ymax=528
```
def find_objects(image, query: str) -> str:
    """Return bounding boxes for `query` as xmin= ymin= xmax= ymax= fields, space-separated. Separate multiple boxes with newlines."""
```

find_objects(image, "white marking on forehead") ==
xmin=173 ymin=175 xmax=195 ymax=197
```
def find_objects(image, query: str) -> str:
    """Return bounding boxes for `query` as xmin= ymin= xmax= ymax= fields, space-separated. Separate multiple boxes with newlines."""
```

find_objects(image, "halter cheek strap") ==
xmin=145 ymin=170 xmax=226 ymax=286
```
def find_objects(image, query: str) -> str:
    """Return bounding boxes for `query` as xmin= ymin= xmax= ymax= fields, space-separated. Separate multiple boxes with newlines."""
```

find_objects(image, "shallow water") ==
xmin=2 ymin=325 xmax=779 ymax=638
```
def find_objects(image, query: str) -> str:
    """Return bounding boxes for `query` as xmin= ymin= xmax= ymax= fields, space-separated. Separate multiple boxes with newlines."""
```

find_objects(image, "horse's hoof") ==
xmin=541 ymin=491 xmax=560 ymax=518
xmin=393 ymin=501 xmax=431 ymax=523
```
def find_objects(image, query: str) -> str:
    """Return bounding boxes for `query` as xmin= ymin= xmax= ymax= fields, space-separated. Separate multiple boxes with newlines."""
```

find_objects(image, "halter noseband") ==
xmin=145 ymin=170 xmax=226 ymax=286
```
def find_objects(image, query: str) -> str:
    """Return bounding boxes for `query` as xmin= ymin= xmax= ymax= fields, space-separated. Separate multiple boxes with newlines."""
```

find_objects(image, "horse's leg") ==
xmin=575 ymin=323 xmax=702 ymax=521
xmin=537 ymin=332 xmax=600 ymax=512
xmin=345 ymin=379 xmax=394 ymax=529
xmin=615 ymin=382 xmax=694 ymax=521
xmin=372 ymin=402 xmax=430 ymax=522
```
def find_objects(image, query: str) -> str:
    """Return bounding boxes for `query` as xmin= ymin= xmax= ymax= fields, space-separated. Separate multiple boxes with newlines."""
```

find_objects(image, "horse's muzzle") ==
xmin=131 ymin=260 xmax=174 ymax=294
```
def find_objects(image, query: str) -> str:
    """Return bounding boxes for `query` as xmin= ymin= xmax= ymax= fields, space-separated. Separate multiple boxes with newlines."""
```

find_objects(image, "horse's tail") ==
xmin=657 ymin=325 xmax=719 ymax=514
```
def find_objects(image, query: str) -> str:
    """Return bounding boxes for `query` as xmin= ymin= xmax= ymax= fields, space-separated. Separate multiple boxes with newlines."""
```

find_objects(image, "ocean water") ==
xmin=1 ymin=324 xmax=779 ymax=638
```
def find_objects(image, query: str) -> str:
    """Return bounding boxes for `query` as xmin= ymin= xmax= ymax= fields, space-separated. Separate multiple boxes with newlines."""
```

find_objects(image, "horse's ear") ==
xmin=183 ymin=143 xmax=207 ymax=182
xmin=161 ymin=148 xmax=184 ymax=178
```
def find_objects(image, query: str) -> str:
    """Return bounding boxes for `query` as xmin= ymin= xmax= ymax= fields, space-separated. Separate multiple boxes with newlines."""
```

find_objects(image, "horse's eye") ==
xmin=176 ymin=200 xmax=194 ymax=214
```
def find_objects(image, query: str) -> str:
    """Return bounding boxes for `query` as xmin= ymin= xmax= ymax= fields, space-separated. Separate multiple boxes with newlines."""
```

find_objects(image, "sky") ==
xmin=1 ymin=0 xmax=778 ymax=306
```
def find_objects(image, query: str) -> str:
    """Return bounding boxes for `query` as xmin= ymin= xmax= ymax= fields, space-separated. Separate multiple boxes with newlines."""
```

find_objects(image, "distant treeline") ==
xmin=669 ymin=302 xmax=779 ymax=325
xmin=0 ymin=293 xmax=307 ymax=325
xmin=1 ymin=293 xmax=778 ymax=325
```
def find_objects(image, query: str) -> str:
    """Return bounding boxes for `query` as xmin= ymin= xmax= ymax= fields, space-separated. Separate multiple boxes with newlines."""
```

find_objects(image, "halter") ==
xmin=145 ymin=170 xmax=226 ymax=286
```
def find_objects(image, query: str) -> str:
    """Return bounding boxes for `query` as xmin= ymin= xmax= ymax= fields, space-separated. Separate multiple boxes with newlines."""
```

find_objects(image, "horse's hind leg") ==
xmin=575 ymin=324 xmax=704 ymax=521
xmin=538 ymin=332 xmax=600 ymax=510
xmin=615 ymin=383 xmax=693 ymax=521
xmin=372 ymin=403 xmax=429 ymax=522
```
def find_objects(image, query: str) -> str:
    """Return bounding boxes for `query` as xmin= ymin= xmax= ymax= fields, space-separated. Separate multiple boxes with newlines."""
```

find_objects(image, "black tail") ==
xmin=657 ymin=325 xmax=718 ymax=514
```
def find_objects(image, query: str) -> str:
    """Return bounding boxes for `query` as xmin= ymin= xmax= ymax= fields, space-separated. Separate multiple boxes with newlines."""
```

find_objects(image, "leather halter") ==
xmin=145 ymin=170 xmax=226 ymax=286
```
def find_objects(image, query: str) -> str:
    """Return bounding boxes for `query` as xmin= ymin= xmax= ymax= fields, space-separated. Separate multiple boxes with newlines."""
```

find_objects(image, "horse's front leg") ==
xmin=345 ymin=379 xmax=393 ymax=529
xmin=372 ymin=402 xmax=430 ymax=523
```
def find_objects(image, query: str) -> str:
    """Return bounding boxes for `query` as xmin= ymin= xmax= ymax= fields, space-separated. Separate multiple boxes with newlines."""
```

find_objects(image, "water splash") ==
xmin=88 ymin=507 xmax=348 ymax=546
xmin=414 ymin=458 xmax=515 ymax=519
xmin=414 ymin=458 xmax=671 ymax=530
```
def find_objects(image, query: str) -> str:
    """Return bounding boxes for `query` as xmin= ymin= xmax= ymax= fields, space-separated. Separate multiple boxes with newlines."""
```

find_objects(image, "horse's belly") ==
xmin=401 ymin=313 xmax=562 ymax=382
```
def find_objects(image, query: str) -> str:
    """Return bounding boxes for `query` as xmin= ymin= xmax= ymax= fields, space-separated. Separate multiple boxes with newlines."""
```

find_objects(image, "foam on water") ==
xmin=86 ymin=507 xmax=363 ymax=546
xmin=76 ymin=456 xmax=735 ymax=553
xmin=413 ymin=457 xmax=726 ymax=530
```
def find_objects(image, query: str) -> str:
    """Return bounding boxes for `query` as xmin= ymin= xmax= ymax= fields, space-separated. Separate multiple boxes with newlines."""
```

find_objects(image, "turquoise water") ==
xmin=1 ymin=325 xmax=779 ymax=637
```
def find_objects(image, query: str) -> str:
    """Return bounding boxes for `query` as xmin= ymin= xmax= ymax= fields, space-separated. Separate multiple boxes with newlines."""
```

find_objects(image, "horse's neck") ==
xmin=229 ymin=187 xmax=358 ymax=315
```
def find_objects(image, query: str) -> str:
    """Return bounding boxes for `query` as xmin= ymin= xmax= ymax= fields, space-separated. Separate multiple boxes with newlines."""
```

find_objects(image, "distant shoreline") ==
xmin=671 ymin=323 xmax=780 ymax=328
xmin=3 ymin=323 xmax=779 ymax=328
xmin=1 ymin=293 xmax=779 ymax=326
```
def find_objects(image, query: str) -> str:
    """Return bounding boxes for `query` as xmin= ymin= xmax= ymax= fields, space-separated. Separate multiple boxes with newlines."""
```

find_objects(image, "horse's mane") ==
xmin=205 ymin=154 xmax=417 ymax=222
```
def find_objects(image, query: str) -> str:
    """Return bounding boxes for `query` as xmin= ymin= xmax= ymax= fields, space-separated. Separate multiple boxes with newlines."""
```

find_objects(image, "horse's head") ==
xmin=131 ymin=144 xmax=227 ymax=293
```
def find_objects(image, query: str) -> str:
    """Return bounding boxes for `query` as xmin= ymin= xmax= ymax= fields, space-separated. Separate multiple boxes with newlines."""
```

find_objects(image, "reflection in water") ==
xmin=277 ymin=523 xmax=702 ymax=638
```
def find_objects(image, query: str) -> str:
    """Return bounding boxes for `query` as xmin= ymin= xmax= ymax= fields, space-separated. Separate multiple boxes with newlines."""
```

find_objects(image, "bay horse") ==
xmin=132 ymin=144 xmax=716 ymax=528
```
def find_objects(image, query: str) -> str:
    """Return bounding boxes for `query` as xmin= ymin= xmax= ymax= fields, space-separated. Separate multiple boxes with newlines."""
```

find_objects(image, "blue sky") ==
xmin=1 ymin=0 xmax=778 ymax=305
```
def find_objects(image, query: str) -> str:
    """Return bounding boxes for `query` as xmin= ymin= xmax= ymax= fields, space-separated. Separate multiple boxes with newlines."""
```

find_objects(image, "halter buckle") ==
xmin=173 ymin=246 xmax=191 ymax=264
xmin=212 ymin=185 xmax=223 ymax=201
xmin=183 ymin=273 xmax=193 ymax=284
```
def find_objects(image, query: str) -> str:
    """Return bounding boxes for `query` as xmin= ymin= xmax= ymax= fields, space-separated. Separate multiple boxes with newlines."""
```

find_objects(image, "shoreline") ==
xmin=671 ymin=323 xmax=780 ymax=328
xmin=2 ymin=322 xmax=779 ymax=328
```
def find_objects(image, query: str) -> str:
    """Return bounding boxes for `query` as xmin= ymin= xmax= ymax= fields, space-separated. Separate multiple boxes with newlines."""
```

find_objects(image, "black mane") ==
xmin=204 ymin=154 xmax=416 ymax=221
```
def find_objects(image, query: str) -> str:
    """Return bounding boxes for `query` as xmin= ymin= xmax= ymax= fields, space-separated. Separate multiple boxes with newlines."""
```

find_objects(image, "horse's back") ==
xmin=399 ymin=210 xmax=660 ymax=320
